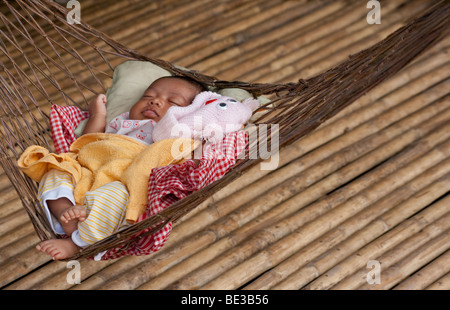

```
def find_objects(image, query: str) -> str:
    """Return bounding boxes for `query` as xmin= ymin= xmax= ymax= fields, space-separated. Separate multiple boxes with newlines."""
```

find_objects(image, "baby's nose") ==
xmin=151 ymin=97 xmax=163 ymax=106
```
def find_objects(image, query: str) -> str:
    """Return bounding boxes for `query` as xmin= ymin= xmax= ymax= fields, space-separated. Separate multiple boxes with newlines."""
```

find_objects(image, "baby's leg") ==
xmin=36 ymin=239 xmax=79 ymax=260
xmin=75 ymin=181 xmax=129 ymax=246
xmin=38 ymin=170 xmax=80 ymax=236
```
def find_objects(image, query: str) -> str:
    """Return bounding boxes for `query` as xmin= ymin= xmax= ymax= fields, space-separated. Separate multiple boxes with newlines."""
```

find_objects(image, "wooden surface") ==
xmin=0 ymin=0 xmax=449 ymax=290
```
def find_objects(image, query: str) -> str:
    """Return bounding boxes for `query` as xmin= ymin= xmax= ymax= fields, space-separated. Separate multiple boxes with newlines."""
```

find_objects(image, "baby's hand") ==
xmin=88 ymin=94 xmax=107 ymax=118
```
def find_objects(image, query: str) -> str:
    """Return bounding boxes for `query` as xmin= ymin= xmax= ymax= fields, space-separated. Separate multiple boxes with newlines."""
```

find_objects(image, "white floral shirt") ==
xmin=105 ymin=112 xmax=155 ymax=145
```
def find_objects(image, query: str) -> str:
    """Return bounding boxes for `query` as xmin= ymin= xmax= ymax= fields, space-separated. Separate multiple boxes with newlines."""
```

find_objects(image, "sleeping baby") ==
xmin=35 ymin=76 xmax=206 ymax=260
xmin=85 ymin=76 xmax=206 ymax=142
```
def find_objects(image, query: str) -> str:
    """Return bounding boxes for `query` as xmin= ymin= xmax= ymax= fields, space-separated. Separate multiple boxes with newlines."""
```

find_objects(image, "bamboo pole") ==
xmin=198 ymin=150 xmax=450 ymax=290
xmin=237 ymin=0 xmax=424 ymax=83
xmin=426 ymin=272 xmax=450 ymax=290
xmin=321 ymin=41 xmax=450 ymax=126
xmin=3 ymin=254 xmax=112 ymax=290
xmin=271 ymin=1 xmax=422 ymax=73
xmin=0 ymin=173 xmax=12 ymax=190
xmin=0 ymin=222 xmax=35 ymax=254
xmin=1 ymin=0 xmax=448 ymax=288
xmin=245 ymin=157 xmax=450 ymax=290
xmin=158 ymin=156 xmax=450 ymax=290
xmin=98 ymin=99 xmax=450 ymax=289
xmin=195 ymin=0 xmax=344 ymax=73
xmin=201 ymin=114 xmax=450 ymax=290
xmin=164 ymin=1 xmax=300 ymax=65
xmin=0 ymin=184 xmax=24 ymax=204
xmin=178 ymin=1 xmax=315 ymax=67
xmin=157 ymin=119 xmax=450 ymax=290
xmin=3 ymin=0 xmax=167 ymax=66
xmin=134 ymin=0 xmax=266 ymax=61
xmin=324 ymin=214 xmax=450 ymax=290
xmin=0 ymin=197 xmax=23 ymax=218
xmin=69 ymin=255 xmax=148 ymax=290
xmin=274 ymin=2 xmax=434 ymax=84
xmin=98 ymin=0 xmax=200 ymax=46
xmin=274 ymin=179 xmax=450 ymax=290
xmin=173 ymin=80 xmax=450 ymax=241
xmin=329 ymin=199 xmax=450 ymax=290
xmin=110 ymin=0 xmax=234 ymax=61
xmin=0 ymin=209 xmax=30 ymax=235
xmin=0 ymin=245 xmax=52 ymax=287
xmin=393 ymin=245 xmax=450 ymax=290
xmin=358 ymin=230 xmax=450 ymax=290
xmin=208 ymin=0 xmax=358 ymax=78
xmin=0 ymin=229 xmax=38 ymax=264
xmin=29 ymin=259 xmax=114 ymax=290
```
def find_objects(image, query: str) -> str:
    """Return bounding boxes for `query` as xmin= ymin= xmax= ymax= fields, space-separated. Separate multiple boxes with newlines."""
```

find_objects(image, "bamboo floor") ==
xmin=0 ymin=0 xmax=449 ymax=290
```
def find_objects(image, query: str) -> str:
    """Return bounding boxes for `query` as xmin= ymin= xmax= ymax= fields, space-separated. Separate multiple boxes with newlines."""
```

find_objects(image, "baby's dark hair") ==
xmin=158 ymin=75 xmax=207 ymax=94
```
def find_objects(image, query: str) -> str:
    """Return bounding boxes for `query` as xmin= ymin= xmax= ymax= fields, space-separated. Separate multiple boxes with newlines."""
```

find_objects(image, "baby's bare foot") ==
xmin=36 ymin=239 xmax=80 ymax=260
xmin=60 ymin=205 xmax=86 ymax=224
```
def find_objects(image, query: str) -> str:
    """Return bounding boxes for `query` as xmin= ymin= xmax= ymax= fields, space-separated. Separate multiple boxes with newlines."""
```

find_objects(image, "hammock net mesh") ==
xmin=0 ymin=0 xmax=448 ymax=260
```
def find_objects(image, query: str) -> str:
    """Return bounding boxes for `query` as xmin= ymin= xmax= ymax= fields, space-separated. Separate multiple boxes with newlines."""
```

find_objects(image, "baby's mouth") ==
xmin=142 ymin=108 xmax=158 ymax=119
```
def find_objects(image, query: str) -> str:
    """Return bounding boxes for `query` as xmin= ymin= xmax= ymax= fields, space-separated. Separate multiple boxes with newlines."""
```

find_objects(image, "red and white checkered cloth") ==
xmin=49 ymin=104 xmax=247 ymax=260
xmin=50 ymin=104 xmax=89 ymax=154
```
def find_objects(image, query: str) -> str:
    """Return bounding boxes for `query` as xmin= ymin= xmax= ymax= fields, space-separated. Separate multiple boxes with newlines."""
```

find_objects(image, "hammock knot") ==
xmin=294 ymin=78 xmax=307 ymax=93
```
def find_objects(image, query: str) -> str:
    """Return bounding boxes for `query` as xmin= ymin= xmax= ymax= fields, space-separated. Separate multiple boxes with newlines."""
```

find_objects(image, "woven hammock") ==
xmin=0 ymin=0 xmax=448 ymax=261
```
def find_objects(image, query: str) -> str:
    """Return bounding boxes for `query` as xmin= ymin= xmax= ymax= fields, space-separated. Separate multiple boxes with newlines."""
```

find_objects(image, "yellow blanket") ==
xmin=18 ymin=133 xmax=196 ymax=223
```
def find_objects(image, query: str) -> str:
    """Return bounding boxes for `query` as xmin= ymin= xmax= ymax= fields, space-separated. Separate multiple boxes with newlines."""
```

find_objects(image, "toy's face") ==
xmin=151 ymin=91 xmax=260 ymax=143
xmin=204 ymin=96 xmax=253 ymax=125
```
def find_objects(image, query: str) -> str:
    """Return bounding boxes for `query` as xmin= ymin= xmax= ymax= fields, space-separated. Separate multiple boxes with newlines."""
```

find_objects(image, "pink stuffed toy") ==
xmin=152 ymin=91 xmax=260 ymax=143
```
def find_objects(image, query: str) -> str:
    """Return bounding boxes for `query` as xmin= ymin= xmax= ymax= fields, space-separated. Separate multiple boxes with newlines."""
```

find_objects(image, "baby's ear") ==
xmin=243 ymin=98 xmax=261 ymax=112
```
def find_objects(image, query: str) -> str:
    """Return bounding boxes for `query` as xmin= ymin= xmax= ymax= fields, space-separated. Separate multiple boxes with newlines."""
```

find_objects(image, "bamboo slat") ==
xmin=200 ymin=158 xmax=450 ymax=290
xmin=194 ymin=1 xmax=343 ymax=73
xmin=37 ymin=61 xmax=446 ymax=287
xmin=278 ymin=1 xmax=432 ymax=84
xmin=0 ymin=0 xmax=448 ymax=290
xmin=245 ymin=160 xmax=450 ymax=290
xmin=277 ymin=179 xmax=450 ymax=290
xmin=239 ymin=0 xmax=427 ymax=83
xmin=327 ymin=196 xmax=450 ymax=290
xmin=120 ymin=108 xmax=450 ymax=290
xmin=183 ymin=48 xmax=450 ymax=218
xmin=153 ymin=119 xmax=450 ymax=289
xmin=358 ymin=230 xmax=450 ymax=290
xmin=393 ymin=245 xmax=450 ymax=290
xmin=426 ymin=272 xmax=450 ymax=290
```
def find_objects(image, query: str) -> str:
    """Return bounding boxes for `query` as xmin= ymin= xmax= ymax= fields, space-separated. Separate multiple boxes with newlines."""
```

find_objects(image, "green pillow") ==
xmin=104 ymin=61 xmax=172 ymax=124
xmin=75 ymin=60 xmax=269 ymax=136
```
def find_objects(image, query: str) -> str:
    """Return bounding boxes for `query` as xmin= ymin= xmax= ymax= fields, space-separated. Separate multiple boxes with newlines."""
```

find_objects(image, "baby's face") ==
xmin=129 ymin=77 xmax=198 ymax=122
